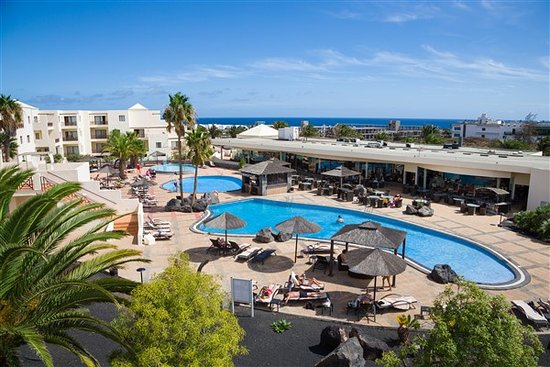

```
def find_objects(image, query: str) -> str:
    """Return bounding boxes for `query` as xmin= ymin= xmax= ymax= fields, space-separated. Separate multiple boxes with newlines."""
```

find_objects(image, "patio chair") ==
xmin=376 ymin=294 xmax=418 ymax=311
xmin=148 ymin=230 xmax=174 ymax=241
xmin=207 ymin=238 xmax=226 ymax=255
xmin=249 ymin=249 xmax=276 ymax=264
xmin=235 ymin=246 xmax=262 ymax=261
xmin=512 ymin=300 xmax=549 ymax=329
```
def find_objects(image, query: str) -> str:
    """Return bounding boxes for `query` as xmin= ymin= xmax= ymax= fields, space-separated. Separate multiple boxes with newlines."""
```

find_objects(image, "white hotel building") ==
xmin=14 ymin=102 xmax=178 ymax=160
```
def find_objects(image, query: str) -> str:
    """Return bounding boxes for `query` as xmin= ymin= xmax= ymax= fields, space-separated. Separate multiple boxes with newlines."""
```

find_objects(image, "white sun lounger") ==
xmin=512 ymin=300 xmax=548 ymax=328
xmin=235 ymin=246 xmax=261 ymax=261
xmin=376 ymin=294 xmax=418 ymax=311
xmin=147 ymin=216 xmax=171 ymax=226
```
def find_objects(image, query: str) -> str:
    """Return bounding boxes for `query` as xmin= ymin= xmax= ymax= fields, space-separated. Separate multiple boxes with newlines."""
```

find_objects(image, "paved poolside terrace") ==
xmin=115 ymin=165 xmax=550 ymax=329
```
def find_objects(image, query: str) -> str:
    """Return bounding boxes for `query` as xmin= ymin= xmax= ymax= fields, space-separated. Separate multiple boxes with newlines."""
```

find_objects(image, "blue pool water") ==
xmin=162 ymin=175 xmax=242 ymax=193
xmin=200 ymin=199 xmax=517 ymax=285
xmin=151 ymin=163 xmax=195 ymax=173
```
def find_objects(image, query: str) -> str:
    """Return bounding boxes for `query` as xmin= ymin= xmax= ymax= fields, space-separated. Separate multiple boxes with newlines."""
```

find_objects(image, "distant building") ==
xmin=15 ymin=102 xmax=178 ymax=160
xmin=451 ymin=113 xmax=550 ymax=141
xmin=329 ymin=120 xmax=423 ymax=140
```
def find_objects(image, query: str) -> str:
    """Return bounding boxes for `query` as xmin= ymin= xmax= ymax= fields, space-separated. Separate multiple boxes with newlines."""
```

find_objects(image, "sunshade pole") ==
xmin=294 ymin=234 xmax=299 ymax=263
xmin=329 ymin=240 xmax=334 ymax=276
xmin=373 ymin=276 xmax=377 ymax=301
xmin=225 ymin=229 xmax=228 ymax=243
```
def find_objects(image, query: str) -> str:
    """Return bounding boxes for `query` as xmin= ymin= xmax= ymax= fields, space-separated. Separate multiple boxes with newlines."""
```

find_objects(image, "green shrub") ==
xmin=514 ymin=203 xmax=550 ymax=241
xmin=271 ymin=319 xmax=292 ymax=333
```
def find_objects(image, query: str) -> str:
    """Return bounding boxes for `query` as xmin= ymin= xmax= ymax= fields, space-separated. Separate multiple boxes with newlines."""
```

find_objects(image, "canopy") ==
xmin=475 ymin=187 xmax=509 ymax=196
xmin=240 ymin=160 xmax=295 ymax=176
xmin=149 ymin=150 xmax=167 ymax=157
xmin=203 ymin=212 xmax=246 ymax=242
xmin=346 ymin=248 xmax=407 ymax=300
xmin=237 ymin=124 xmax=278 ymax=139
xmin=275 ymin=216 xmax=321 ymax=262
xmin=321 ymin=165 xmax=361 ymax=186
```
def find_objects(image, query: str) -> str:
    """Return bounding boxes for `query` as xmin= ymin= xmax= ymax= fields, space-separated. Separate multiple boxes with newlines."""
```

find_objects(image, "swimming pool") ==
xmin=198 ymin=199 xmax=520 ymax=286
xmin=162 ymin=175 xmax=242 ymax=193
xmin=150 ymin=163 xmax=195 ymax=173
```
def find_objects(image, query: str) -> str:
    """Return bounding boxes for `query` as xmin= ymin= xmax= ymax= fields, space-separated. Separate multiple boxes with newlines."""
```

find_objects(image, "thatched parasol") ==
xmin=275 ymin=216 xmax=321 ymax=263
xmin=346 ymin=247 xmax=407 ymax=300
xmin=321 ymin=165 xmax=361 ymax=186
xmin=203 ymin=212 xmax=246 ymax=243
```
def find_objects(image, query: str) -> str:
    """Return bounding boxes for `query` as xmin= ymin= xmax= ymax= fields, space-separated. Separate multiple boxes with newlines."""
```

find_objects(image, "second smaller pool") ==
xmin=151 ymin=163 xmax=195 ymax=173
xmin=162 ymin=175 xmax=242 ymax=193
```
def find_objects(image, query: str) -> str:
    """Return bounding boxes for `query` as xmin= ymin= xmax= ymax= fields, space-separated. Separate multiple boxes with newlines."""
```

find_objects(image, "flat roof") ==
xmin=213 ymin=138 xmax=550 ymax=174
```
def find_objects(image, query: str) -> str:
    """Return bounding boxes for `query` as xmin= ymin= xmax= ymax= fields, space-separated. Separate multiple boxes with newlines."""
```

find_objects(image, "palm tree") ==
xmin=300 ymin=124 xmax=318 ymax=142
xmin=128 ymin=135 xmax=146 ymax=169
xmin=273 ymin=120 xmax=289 ymax=129
xmin=185 ymin=127 xmax=213 ymax=208
xmin=163 ymin=93 xmax=196 ymax=200
xmin=333 ymin=124 xmax=362 ymax=139
xmin=104 ymin=130 xmax=139 ymax=179
xmin=207 ymin=125 xmax=223 ymax=139
xmin=0 ymin=132 xmax=18 ymax=162
xmin=0 ymin=95 xmax=23 ymax=161
xmin=0 ymin=165 xmax=146 ymax=366
xmin=226 ymin=125 xmax=247 ymax=138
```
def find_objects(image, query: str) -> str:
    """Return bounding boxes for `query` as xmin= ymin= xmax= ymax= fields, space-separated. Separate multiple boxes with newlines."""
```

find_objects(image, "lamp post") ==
xmin=136 ymin=267 xmax=146 ymax=284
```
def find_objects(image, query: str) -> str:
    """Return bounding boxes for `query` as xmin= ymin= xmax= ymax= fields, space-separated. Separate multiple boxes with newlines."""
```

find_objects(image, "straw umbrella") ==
xmin=97 ymin=165 xmax=119 ymax=184
xmin=346 ymin=247 xmax=407 ymax=300
xmin=275 ymin=216 xmax=321 ymax=263
xmin=203 ymin=212 xmax=246 ymax=243
xmin=329 ymin=221 xmax=406 ymax=277
xmin=321 ymin=165 xmax=361 ymax=187
xmin=131 ymin=177 xmax=150 ymax=188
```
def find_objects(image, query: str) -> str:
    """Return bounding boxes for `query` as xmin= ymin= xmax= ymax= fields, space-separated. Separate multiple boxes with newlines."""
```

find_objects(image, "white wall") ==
xmin=527 ymin=169 xmax=550 ymax=210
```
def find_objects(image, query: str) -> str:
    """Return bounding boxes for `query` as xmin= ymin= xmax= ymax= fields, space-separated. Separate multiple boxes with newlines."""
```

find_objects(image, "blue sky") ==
xmin=1 ymin=1 xmax=549 ymax=119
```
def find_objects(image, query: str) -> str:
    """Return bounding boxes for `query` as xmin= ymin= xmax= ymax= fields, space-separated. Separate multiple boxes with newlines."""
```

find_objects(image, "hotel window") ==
xmin=94 ymin=116 xmax=107 ymax=125
xmin=34 ymin=116 xmax=38 ymax=123
xmin=20 ymin=136 xmax=23 ymax=144
xmin=64 ymin=116 xmax=77 ymax=126
xmin=27 ymin=135 xmax=30 ymax=143
xmin=119 ymin=115 xmax=126 ymax=122
xmin=35 ymin=132 xmax=41 ymax=140
xmin=156 ymin=142 xmax=162 ymax=148
xmin=481 ymin=128 xmax=486 ymax=131
xmin=66 ymin=146 xmax=79 ymax=155
xmin=481 ymin=135 xmax=485 ymax=138
xmin=453 ymin=126 xmax=461 ymax=131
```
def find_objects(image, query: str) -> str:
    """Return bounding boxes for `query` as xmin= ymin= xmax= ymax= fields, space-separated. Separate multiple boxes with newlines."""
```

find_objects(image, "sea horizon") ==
xmin=196 ymin=117 xmax=463 ymax=130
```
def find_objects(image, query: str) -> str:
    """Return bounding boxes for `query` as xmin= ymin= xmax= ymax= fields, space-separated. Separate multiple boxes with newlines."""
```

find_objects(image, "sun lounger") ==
xmin=255 ymin=284 xmax=281 ymax=310
xmin=376 ymin=294 xmax=418 ymax=311
xmin=235 ymin=246 xmax=261 ymax=261
xmin=284 ymin=271 xmax=325 ymax=291
xmin=229 ymin=241 xmax=251 ymax=254
xmin=512 ymin=300 xmax=548 ymax=328
xmin=147 ymin=216 xmax=171 ymax=226
xmin=300 ymin=243 xmax=332 ymax=256
xmin=249 ymin=249 xmax=276 ymax=264
xmin=283 ymin=290 xmax=328 ymax=304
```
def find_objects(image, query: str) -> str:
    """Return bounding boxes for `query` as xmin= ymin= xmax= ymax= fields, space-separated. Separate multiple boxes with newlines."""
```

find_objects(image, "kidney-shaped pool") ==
xmin=198 ymin=198 xmax=522 ymax=287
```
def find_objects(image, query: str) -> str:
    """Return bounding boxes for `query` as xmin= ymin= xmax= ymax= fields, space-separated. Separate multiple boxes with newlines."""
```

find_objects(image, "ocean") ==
xmin=196 ymin=117 xmax=461 ymax=130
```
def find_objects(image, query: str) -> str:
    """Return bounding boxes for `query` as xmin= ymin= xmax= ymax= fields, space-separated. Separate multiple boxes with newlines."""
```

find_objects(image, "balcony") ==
xmin=91 ymin=134 xmax=108 ymax=140
xmin=62 ymin=123 xmax=77 ymax=129
xmin=90 ymin=119 xmax=108 ymax=126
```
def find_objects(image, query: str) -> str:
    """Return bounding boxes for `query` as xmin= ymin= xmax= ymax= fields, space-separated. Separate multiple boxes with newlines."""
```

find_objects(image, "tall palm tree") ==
xmin=163 ymin=93 xmax=196 ymax=200
xmin=128 ymin=135 xmax=146 ymax=169
xmin=273 ymin=120 xmax=289 ymax=129
xmin=184 ymin=127 xmax=213 ymax=208
xmin=104 ymin=130 xmax=143 ymax=179
xmin=0 ymin=165 xmax=146 ymax=366
xmin=0 ymin=95 xmax=23 ymax=161
xmin=300 ymin=124 xmax=318 ymax=142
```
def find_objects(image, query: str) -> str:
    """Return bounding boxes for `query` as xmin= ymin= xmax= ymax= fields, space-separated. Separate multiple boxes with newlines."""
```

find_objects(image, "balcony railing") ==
xmin=90 ymin=120 xmax=108 ymax=125
xmin=63 ymin=122 xmax=77 ymax=127
xmin=63 ymin=136 xmax=78 ymax=141
xmin=92 ymin=135 xmax=107 ymax=139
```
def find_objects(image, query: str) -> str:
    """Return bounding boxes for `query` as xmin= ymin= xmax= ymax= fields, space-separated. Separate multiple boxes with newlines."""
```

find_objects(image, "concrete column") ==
xmin=365 ymin=162 xmax=369 ymax=180
xmin=423 ymin=168 xmax=428 ymax=189
xmin=496 ymin=177 xmax=501 ymax=188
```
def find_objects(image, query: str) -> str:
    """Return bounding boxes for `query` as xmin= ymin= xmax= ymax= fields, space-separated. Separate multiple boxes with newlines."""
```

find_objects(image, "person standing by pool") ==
xmin=174 ymin=179 xmax=178 ymax=191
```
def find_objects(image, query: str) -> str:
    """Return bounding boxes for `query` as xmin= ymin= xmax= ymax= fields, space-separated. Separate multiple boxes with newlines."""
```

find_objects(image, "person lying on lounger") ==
xmin=283 ymin=290 xmax=318 ymax=304
xmin=297 ymin=274 xmax=324 ymax=288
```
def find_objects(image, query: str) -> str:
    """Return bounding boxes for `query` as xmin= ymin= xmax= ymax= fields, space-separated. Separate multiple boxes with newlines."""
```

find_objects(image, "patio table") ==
xmin=453 ymin=197 xmax=465 ymax=206
xmin=467 ymin=203 xmax=480 ymax=215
